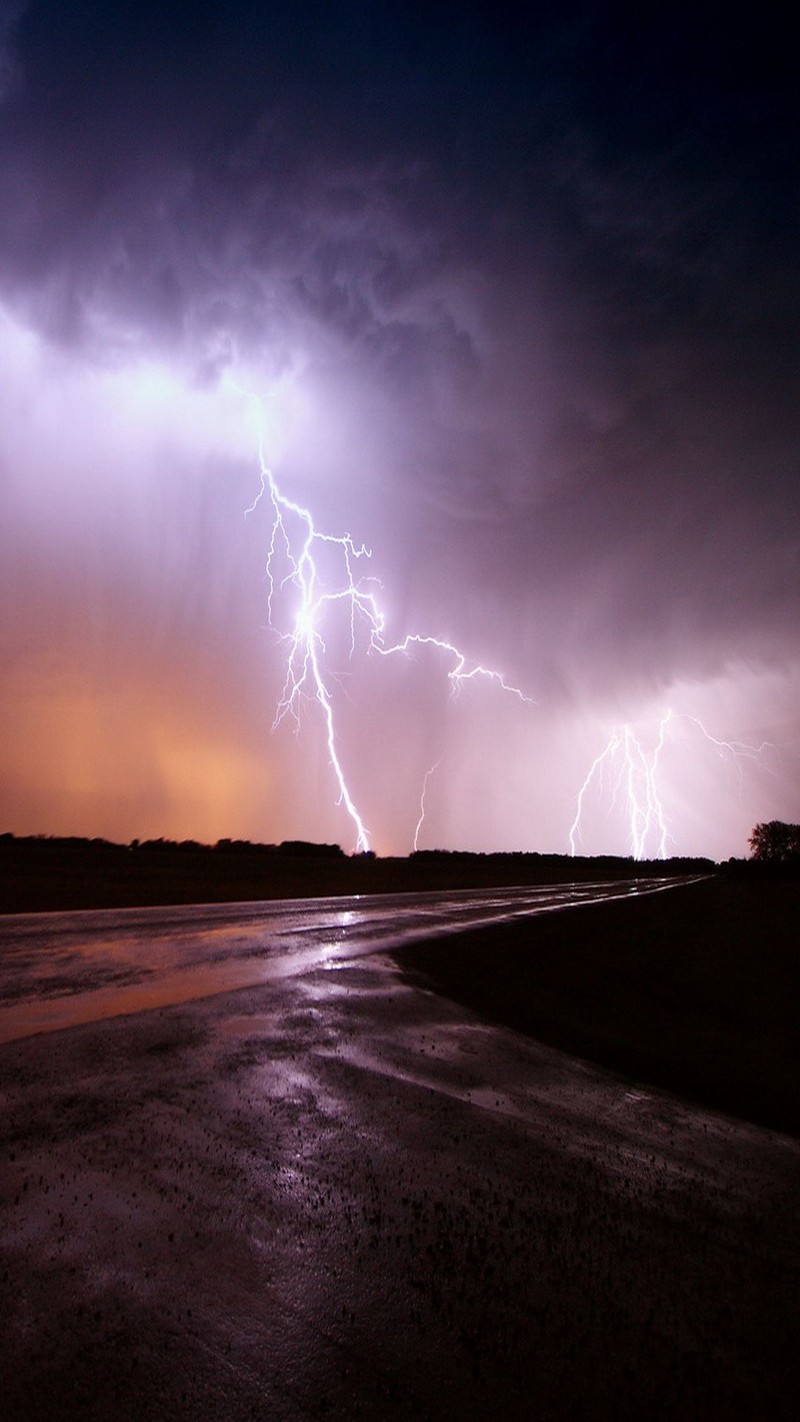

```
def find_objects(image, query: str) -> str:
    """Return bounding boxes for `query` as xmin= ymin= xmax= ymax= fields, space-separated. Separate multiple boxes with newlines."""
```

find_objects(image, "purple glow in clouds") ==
xmin=243 ymin=389 xmax=534 ymax=850
xmin=0 ymin=3 xmax=797 ymax=857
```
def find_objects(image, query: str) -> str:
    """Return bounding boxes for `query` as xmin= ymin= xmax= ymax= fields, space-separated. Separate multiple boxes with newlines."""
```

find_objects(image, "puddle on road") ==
xmin=0 ymin=948 xmax=343 ymax=1045
xmin=0 ymin=877 xmax=706 ymax=1045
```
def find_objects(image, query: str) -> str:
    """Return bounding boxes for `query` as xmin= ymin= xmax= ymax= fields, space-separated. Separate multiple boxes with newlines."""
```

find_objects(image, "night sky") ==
xmin=1 ymin=1 xmax=797 ymax=859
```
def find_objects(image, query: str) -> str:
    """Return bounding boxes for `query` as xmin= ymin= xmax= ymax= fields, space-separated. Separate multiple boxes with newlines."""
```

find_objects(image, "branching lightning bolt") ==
xmin=569 ymin=709 xmax=770 ymax=860
xmin=371 ymin=634 xmax=531 ymax=702
xmin=242 ymin=390 xmax=533 ymax=851
xmin=246 ymin=427 xmax=376 ymax=852
xmin=683 ymin=716 xmax=771 ymax=782
xmin=569 ymin=713 xmax=671 ymax=860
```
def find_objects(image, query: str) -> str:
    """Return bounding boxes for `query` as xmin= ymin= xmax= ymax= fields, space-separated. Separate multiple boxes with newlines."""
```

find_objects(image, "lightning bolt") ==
xmin=413 ymin=758 xmax=442 ymax=852
xmin=241 ymin=389 xmax=533 ymax=851
xmin=569 ymin=710 xmax=770 ymax=859
xmin=683 ymin=716 xmax=771 ymax=782
xmin=245 ymin=425 xmax=376 ymax=852
xmin=569 ymin=713 xmax=671 ymax=860
xmin=370 ymin=634 xmax=532 ymax=702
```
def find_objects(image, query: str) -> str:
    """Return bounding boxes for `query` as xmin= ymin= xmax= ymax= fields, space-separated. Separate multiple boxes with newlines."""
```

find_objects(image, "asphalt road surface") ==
xmin=2 ymin=876 xmax=797 ymax=1421
xmin=0 ymin=877 xmax=698 ymax=1044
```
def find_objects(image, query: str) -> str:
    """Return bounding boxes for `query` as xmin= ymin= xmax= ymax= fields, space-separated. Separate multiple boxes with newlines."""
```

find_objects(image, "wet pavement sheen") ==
xmin=1 ymin=876 xmax=797 ymax=1420
xmin=0 ymin=877 xmax=695 ymax=1043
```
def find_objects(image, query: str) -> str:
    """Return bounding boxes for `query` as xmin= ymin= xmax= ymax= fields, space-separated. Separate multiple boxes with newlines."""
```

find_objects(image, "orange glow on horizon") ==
xmin=0 ymin=653 xmax=279 ymax=845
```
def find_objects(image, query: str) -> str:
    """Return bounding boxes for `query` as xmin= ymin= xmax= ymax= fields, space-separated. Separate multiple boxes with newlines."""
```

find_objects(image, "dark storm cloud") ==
xmin=5 ymin=3 xmax=795 ymax=380
xmin=1 ymin=3 xmax=497 ymax=406
xmin=1 ymin=0 xmax=798 ymax=850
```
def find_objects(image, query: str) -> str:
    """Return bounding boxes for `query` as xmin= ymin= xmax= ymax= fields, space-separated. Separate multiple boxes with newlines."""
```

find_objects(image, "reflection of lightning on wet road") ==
xmin=0 ymin=877 xmax=704 ymax=1044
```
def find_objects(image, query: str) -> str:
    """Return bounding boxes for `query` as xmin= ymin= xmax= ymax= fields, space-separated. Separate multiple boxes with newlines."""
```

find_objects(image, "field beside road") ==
xmin=397 ymin=874 xmax=800 ymax=1136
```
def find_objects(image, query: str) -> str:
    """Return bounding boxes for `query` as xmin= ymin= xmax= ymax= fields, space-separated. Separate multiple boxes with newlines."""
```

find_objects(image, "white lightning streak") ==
xmin=370 ymin=633 xmax=532 ymax=702
xmin=568 ymin=715 xmax=670 ymax=860
xmin=241 ymin=391 xmax=533 ymax=851
xmin=568 ymin=732 xmax=621 ymax=858
xmin=569 ymin=710 xmax=769 ymax=860
xmin=683 ymin=716 xmax=771 ymax=783
xmin=413 ymin=759 xmax=442 ymax=852
xmin=247 ymin=428 xmax=375 ymax=851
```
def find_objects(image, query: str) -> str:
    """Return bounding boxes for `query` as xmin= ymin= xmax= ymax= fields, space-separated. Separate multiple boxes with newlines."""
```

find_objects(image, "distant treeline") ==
xmin=411 ymin=848 xmax=716 ymax=874
xmin=1 ymin=832 xmax=715 ymax=875
xmin=0 ymin=833 xmax=347 ymax=858
xmin=722 ymin=856 xmax=800 ymax=881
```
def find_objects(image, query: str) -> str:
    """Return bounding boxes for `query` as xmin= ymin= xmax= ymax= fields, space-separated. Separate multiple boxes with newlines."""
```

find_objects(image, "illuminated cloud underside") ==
xmin=0 ymin=3 xmax=797 ymax=858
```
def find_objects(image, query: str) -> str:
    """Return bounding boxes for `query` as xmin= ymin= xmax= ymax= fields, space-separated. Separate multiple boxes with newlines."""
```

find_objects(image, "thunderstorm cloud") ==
xmin=1 ymin=1 xmax=798 ymax=857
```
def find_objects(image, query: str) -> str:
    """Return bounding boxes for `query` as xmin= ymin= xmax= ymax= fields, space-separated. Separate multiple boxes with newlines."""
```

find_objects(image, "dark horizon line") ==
xmin=0 ymin=829 xmax=721 ymax=867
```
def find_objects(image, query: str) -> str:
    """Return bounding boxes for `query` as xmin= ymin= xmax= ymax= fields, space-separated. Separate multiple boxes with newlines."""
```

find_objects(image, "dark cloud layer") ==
xmin=1 ymin=1 xmax=798 ymax=854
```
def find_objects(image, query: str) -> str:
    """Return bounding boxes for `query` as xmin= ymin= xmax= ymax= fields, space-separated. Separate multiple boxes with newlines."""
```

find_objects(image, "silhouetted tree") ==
xmin=749 ymin=820 xmax=800 ymax=862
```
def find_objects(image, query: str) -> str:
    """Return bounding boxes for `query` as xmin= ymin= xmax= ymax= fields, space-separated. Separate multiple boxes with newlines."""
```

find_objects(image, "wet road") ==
xmin=0 ymin=876 xmax=697 ymax=1044
xmin=1 ymin=873 xmax=797 ymax=1421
